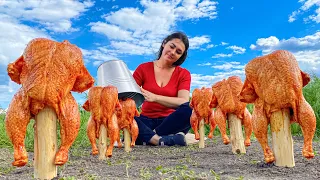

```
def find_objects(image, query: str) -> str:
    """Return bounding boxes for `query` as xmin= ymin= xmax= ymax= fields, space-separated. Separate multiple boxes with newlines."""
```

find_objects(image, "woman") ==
xmin=133 ymin=31 xmax=192 ymax=146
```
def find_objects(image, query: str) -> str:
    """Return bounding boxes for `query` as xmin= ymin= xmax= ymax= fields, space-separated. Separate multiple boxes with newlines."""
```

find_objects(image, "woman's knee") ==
xmin=177 ymin=102 xmax=192 ymax=115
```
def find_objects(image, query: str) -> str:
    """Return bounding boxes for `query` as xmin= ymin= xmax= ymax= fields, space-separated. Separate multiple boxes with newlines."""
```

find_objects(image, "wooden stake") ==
xmin=98 ymin=125 xmax=107 ymax=160
xmin=34 ymin=106 xmax=57 ymax=180
xmin=270 ymin=109 xmax=295 ymax=167
xmin=124 ymin=128 xmax=131 ymax=152
xmin=228 ymin=113 xmax=246 ymax=154
xmin=199 ymin=119 xmax=205 ymax=148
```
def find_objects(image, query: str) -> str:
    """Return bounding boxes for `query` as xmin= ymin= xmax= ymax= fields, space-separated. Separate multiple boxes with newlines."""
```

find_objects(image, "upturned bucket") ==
xmin=97 ymin=60 xmax=144 ymax=107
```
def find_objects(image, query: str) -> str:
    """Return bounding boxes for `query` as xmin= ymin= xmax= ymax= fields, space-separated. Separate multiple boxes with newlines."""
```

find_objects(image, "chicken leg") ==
xmin=242 ymin=108 xmax=252 ymax=146
xmin=297 ymin=97 xmax=316 ymax=159
xmin=208 ymin=111 xmax=216 ymax=139
xmin=214 ymin=107 xmax=230 ymax=145
xmin=106 ymin=114 xmax=119 ymax=157
xmin=87 ymin=116 xmax=98 ymax=155
xmin=190 ymin=110 xmax=200 ymax=140
xmin=253 ymin=99 xmax=274 ymax=163
xmin=5 ymin=88 xmax=31 ymax=167
xmin=130 ymin=120 xmax=139 ymax=147
xmin=55 ymin=92 xmax=80 ymax=165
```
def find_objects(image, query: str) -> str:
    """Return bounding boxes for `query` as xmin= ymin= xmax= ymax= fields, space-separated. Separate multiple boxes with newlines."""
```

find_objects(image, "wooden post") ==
xmin=124 ymin=128 xmax=131 ymax=152
xmin=228 ymin=113 xmax=246 ymax=154
xmin=270 ymin=109 xmax=295 ymax=167
xmin=34 ymin=107 xmax=57 ymax=180
xmin=199 ymin=119 xmax=205 ymax=148
xmin=98 ymin=125 xmax=107 ymax=160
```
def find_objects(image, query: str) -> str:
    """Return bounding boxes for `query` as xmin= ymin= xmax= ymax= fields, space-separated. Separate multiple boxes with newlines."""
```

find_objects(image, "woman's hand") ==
xmin=141 ymin=87 xmax=158 ymax=102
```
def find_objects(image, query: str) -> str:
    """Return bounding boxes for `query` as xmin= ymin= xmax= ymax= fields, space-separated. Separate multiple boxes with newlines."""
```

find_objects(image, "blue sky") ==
xmin=0 ymin=0 xmax=320 ymax=109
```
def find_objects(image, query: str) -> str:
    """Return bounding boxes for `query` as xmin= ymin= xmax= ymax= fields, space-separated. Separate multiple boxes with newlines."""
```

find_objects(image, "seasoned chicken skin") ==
xmin=239 ymin=50 xmax=316 ymax=163
xmin=190 ymin=87 xmax=216 ymax=140
xmin=83 ymin=86 xmax=121 ymax=157
xmin=211 ymin=76 xmax=253 ymax=146
xmin=6 ymin=38 xmax=94 ymax=167
xmin=116 ymin=98 xmax=140 ymax=147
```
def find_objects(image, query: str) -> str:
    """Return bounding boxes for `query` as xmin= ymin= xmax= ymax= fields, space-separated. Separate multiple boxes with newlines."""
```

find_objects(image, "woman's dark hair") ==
xmin=156 ymin=31 xmax=189 ymax=66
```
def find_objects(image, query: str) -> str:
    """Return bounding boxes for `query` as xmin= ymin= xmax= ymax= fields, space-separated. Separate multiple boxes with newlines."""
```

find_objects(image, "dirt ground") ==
xmin=0 ymin=136 xmax=319 ymax=180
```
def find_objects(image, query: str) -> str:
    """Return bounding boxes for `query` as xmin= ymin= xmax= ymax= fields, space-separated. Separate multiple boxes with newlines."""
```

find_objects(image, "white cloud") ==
xmin=112 ymin=5 xmax=119 ymax=9
xmin=197 ymin=62 xmax=212 ymax=66
xmin=89 ymin=22 xmax=134 ymax=40
xmin=0 ymin=0 xmax=94 ymax=32
xmin=0 ymin=14 xmax=50 ymax=66
xmin=190 ymin=69 xmax=246 ymax=89
xmin=189 ymin=35 xmax=211 ymax=49
xmin=212 ymin=53 xmax=233 ymax=58
xmin=43 ymin=20 xmax=79 ymax=33
xmin=175 ymin=0 xmax=218 ymax=20
xmin=211 ymin=62 xmax=245 ymax=71
xmin=197 ymin=61 xmax=244 ymax=69
xmin=214 ymin=70 xmax=245 ymax=79
xmin=206 ymin=44 xmax=216 ymax=49
xmin=250 ymin=32 xmax=320 ymax=53
xmin=227 ymin=45 xmax=246 ymax=54
xmin=250 ymin=44 xmax=256 ymax=49
xmin=0 ymin=81 xmax=21 ymax=108
xmin=220 ymin=42 xmax=229 ymax=46
xmin=191 ymin=73 xmax=217 ymax=88
xmin=289 ymin=10 xmax=300 ymax=22
xmin=250 ymin=36 xmax=280 ymax=51
xmin=289 ymin=0 xmax=320 ymax=23
xmin=250 ymin=32 xmax=320 ymax=75
xmin=110 ymin=41 xmax=155 ymax=55
xmin=230 ymin=61 xmax=241 ymax=65
xmin=292 ymin=49 xmax=320 ymax=73
xmin=211 ymin=45 xmax=246 ymax=59
xmin=81 ymin=48 xmax=119 ymax=66
xmin=211 ymin=63 xmax=233 ymax=70
xmin=101 ymin=2 xmax=176 ymax=39
xmin=307 ymin=6 xmax=320 ymax=23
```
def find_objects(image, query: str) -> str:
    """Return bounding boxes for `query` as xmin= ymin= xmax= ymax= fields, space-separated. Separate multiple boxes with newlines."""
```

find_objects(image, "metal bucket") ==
xmin=97 ymin=60 xmax=144 ymax=107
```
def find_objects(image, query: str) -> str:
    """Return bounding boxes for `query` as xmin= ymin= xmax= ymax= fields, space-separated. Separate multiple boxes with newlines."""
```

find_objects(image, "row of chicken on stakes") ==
xmin=4 ymin=38 xmax=316 ymax=170
xmin=191 ymin=50 xmax=316 ymax=165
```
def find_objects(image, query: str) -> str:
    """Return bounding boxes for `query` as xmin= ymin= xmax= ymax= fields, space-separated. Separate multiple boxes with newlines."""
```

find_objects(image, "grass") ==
xmin=0 ymin=166 xmax=16 ymax=175
xmin=210 ymin=169 xmax=221 ymax=180
xmin=139 ymin=167 xmax=153 ymax=179
xmin=156 ymin=164 xmax=212 ymax=179
xmin=0 ymin=114 xmax=11 ymax=149
xmin=72 ymin=106 xmax=91 ymax=149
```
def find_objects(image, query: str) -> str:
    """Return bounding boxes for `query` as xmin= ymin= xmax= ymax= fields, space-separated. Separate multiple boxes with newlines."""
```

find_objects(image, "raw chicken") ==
xmin=190 ymin=87 xmax=216 ymax=140
xmin=115 ymin=98 xmax=140 ymax=147
xmin=239 ymin=50 xmax=316 ymax=163
xmin=83 ymin=86 xmax=121 ymax=157
xmin=211 ymin=76 xmax=252 ymax=146
xmin=6 ymin=38 xmax=94 ymax=167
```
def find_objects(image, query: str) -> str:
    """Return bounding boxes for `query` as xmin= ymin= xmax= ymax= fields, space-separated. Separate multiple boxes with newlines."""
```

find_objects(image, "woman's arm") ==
xmin=140 ymin=88 xmax=189 ymax=108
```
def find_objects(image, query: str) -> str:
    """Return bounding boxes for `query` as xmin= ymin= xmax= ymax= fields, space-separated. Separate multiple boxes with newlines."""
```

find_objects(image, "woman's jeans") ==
xmin=134 ymin=102 xmax=192 ymax=145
